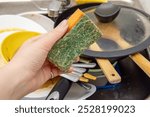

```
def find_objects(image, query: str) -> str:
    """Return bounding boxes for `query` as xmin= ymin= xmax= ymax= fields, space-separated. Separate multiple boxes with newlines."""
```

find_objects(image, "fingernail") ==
xmin=58 ymin=19 xmax=68 ymax=27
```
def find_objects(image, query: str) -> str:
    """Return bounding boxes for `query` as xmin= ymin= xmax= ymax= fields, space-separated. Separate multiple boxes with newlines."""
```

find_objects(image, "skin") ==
xmin=0 ymin=20 xmax=68 ymax=100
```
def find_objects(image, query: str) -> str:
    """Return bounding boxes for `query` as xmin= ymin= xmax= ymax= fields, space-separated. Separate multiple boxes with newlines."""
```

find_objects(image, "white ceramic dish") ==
xmin=19 ymin=12 xmax=54 ymax=32
xmin=0 ymin=15 xmax=46 ymax=33
xmin=0 ymin=15 xmax=47 ymax=63
xmin=0 ymin=15 xmax=47 ymax=43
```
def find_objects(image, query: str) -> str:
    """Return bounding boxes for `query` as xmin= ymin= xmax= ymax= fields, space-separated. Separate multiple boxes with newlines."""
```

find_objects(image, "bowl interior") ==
xmin=0 ymin=31 xmax=40 ymax=62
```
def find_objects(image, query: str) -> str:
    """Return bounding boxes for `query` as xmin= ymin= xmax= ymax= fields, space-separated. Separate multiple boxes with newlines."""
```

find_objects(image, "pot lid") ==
xmin=83 ymin=5 xmax=150 ymax=58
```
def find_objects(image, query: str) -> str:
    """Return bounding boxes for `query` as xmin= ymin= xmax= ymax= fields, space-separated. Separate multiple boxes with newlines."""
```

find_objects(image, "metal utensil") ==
xmin=60 ymin=72 xmax=83 ymax=82
xmin=48 ymin=0 xmax=62 ymax=18
xmin=46 ymin=63 xmax=96 ymax=100
xmin=48 ymin=0 xmax=71 ymax=19
xmin=72 ymin=63 xmax=96 ymax=68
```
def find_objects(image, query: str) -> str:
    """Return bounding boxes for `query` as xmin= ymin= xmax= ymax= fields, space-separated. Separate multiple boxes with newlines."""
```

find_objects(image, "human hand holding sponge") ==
xmin=48 ymin=9 xmax=102 ymax=72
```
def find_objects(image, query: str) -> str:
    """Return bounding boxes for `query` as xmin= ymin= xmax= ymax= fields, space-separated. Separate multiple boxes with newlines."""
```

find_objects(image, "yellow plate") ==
xmin=0 ymin=31 xmax=40 ymax=62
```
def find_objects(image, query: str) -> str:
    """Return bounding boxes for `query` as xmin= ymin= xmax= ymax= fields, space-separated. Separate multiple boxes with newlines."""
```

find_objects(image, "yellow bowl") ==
xmin=0 ymin=31 xmax=40 ymax=62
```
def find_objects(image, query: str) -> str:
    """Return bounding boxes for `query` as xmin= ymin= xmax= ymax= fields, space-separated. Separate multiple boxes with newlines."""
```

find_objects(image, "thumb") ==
xmin=36 ymin=20 xmax=68 ymax=51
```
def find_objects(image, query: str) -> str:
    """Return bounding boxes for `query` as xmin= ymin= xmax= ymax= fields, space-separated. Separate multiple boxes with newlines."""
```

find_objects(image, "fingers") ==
xmin=50 ymin=67 xmax=60 ymax=78
xmin=44 ymin=62 xmax=61 ymax=80
xmin=36 ymin=20 xmax=68 ymax=52
xmin=75 ymin=57 xmax=80 ymax=62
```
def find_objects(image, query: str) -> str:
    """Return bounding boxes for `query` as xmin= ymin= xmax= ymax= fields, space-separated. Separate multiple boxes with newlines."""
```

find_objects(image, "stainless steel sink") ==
xmin=0 ymin=0 xmax=143 ymax=15
xmin=0 ymin=0 xmax=52 ymax=15
xmin=0 ymin=2 xmax=38 ymax=14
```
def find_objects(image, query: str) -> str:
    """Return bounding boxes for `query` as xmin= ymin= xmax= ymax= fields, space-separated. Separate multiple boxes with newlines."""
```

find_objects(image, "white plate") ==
xmin=22 ymin=83 xmax=96 ymax=100
xmin=0 ymin=15 xmax=47 ymax=64
xmin=19 ymin=12 xmax=54 ymax=32
xmin=0 ymin=15 xmax=47 ymax=33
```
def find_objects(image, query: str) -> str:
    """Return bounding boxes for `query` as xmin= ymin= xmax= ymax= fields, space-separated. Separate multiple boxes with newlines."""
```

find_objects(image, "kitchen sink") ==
xmin=0 ymin=0 xmax=144 ymax=15
xmin=0 ymin=0 xmax=149 ymax=100
xmin=0 ymin=0 xmax=48 ymax=14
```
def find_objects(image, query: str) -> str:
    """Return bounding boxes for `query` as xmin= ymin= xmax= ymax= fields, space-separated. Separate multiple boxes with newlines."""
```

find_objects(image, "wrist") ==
xmin=0 ymin=62 xmax=31 ymax=99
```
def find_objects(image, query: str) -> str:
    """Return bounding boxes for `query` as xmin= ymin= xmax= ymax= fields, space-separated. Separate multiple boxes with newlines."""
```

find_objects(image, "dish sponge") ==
xmin=48 ymin=9 xmax=102 ymax=72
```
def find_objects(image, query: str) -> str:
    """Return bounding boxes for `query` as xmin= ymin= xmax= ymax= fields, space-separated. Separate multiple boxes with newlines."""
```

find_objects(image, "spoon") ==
xmin=95 ymin=2 xmax=121 ymax=23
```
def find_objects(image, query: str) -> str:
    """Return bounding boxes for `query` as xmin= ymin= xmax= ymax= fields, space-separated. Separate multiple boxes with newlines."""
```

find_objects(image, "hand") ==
xmin=0 ymin=20 xmax=68 ymax=99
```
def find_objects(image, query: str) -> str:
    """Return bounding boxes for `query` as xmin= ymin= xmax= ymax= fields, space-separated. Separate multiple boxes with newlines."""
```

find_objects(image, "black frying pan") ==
xmin=47 ymin=3 xmax=150 ymax=100
xmin=54 ymin=3 xmax=150 ymax=60
xmin=88 ymin=50 xmax=150 ymax=100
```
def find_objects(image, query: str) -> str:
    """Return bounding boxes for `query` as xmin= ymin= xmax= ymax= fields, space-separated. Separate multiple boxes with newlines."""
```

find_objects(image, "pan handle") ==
xmin=45 ymin=78 xmax=72 ymax=100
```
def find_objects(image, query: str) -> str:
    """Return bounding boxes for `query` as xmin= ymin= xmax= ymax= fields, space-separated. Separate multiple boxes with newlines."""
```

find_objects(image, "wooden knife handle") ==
xmin=96 ymin=58 xmax=121 ymax=84
xmin=90 ymin=43 xmax=121 ymax=84
xmin=130 ymin=53 xmax=150 ymax=78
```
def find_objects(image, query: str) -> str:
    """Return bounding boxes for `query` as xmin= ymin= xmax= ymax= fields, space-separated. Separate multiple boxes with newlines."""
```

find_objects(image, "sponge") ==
xmin=48 ymin=9 xmax=102 ymax=71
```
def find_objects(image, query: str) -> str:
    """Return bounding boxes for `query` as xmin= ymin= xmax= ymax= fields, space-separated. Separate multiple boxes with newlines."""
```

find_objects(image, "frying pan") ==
xmin=49 ymin=3 xmax=150 ymax=100
xmin=54 ymin=3 xmax=150 ymax=78
xmin=88 ymin=50 xmax=150 ymax=100
xmin=54 ymin=3 xmax=150 ymax=60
